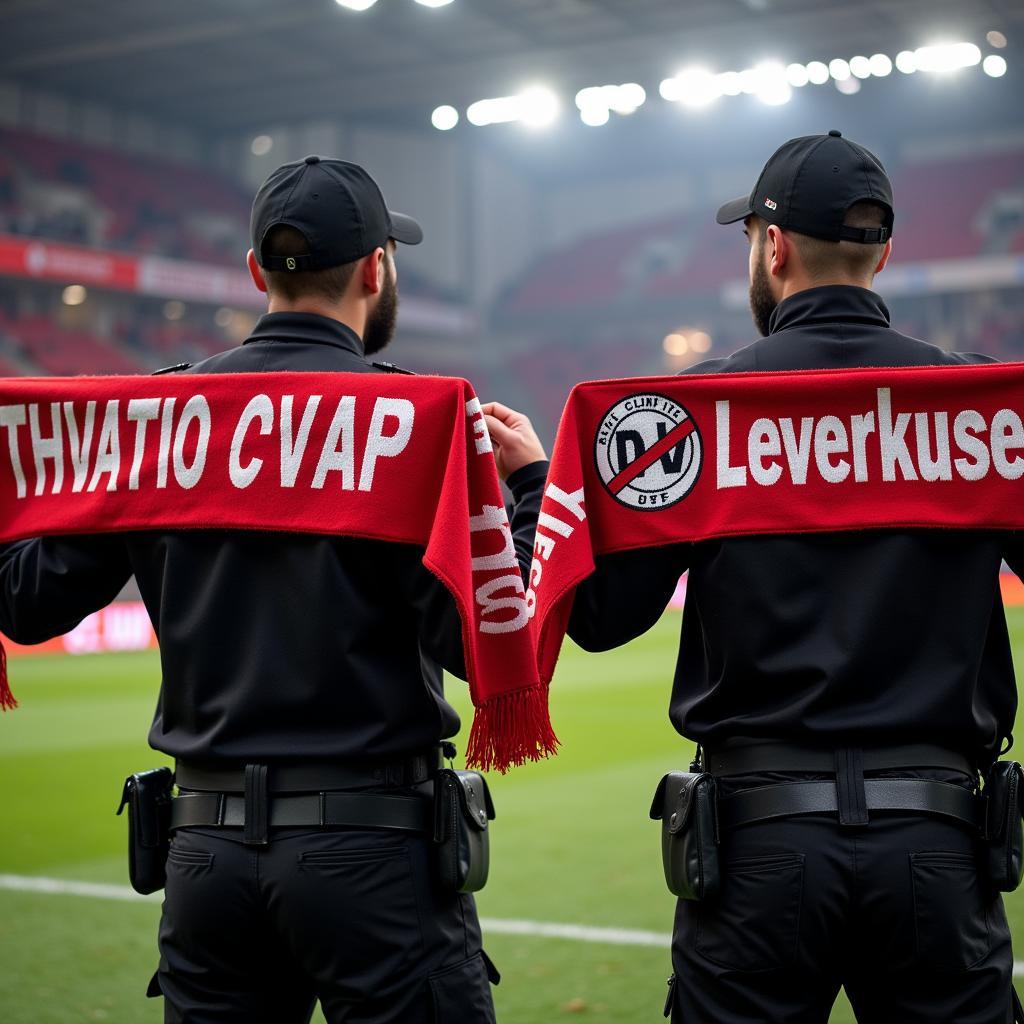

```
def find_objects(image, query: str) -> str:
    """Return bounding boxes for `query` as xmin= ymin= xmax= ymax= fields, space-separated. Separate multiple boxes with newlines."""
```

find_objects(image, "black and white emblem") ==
xmin=594 ymin=393 xmax=702 ymax=510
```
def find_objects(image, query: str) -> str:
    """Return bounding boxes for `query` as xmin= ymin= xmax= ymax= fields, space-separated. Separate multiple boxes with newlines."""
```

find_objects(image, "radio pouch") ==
xmin=984 ymin=760 xmax=1024 ymax=892
xmin=434 ymin=768 xmax=494 ymax=894
xmin=117 ymin=767 xmax=174 ymax=895
xmin=650 ymin=771 xmax=720 ymax=901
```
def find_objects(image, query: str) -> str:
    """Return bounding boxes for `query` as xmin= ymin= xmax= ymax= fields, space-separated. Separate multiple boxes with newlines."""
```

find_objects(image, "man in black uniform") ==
xmin=568 ymin=132 xmax=1023 ymax=1022
xmin=0 ymin=156 xmax=549 ymax=1023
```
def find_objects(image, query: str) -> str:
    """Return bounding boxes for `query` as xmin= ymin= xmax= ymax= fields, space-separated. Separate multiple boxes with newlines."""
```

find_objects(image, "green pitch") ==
xmin=2 ymin=609 xmax=1024 ymax=1023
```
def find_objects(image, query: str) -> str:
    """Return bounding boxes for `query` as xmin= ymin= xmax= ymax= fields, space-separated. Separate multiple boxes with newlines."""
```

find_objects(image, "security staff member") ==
xmin=568 ymin=132 xmax=1024 ymax=1022
xmin=0 ymin=156 xmax=548 ymax=1023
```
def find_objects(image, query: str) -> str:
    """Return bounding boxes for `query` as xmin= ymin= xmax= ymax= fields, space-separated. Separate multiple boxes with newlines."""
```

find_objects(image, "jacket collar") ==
xmin=244 ymin=312 xmax=365 ymax=356
xmin=768 ymin=285 xmax=891 ymax=335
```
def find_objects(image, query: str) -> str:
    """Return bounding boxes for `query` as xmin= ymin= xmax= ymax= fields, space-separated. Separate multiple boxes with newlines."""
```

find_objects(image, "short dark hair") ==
xmin=260 ymin=225 xmax=357 ymax=302
xmin=766 ymin=201 xmax=889 ymax=282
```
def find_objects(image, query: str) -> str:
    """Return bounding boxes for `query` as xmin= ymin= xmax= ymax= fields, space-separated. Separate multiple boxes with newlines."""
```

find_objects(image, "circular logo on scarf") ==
xmin=594 ymin=393 xmax=702 ymax=510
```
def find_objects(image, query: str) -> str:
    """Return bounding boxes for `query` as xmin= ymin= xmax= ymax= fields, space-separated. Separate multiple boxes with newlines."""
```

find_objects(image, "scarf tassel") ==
xmin=0 ymin=639 xmax=15 ymax=711
xmin=466 ymin=685 xmax=559 ymax=774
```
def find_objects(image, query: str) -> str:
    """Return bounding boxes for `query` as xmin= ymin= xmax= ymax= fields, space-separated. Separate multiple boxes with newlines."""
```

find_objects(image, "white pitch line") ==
xmin=2 ymin=873 xmax=1023 ymax=976
xmin=0 ymin=873 xmax=159 ymax=903
xmin=479 ymin=917 xmax=668 ymax=947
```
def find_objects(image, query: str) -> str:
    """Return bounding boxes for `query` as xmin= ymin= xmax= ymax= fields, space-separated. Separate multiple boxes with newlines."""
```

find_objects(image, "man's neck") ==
xmin=778 ymin=275 xmax=873 ymax=303
xmin=265 ymin=297 xmax=365 ymax=340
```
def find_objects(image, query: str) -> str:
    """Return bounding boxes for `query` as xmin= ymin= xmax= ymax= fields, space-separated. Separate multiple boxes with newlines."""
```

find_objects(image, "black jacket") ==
xmin=568 ymin=286 xmax=1024 ymax=762
xmin=0 ymin=312 xmax=547 ymax=764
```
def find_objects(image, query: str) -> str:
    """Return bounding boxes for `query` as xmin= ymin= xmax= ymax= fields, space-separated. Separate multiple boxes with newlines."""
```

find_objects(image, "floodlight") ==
xmin=250 ymin=135 xmax=273 ymax=156
xmin=987 ymin=30 xmax=1007 ymax=49
xmin=983 ymin=54 xmax=1008 ymax=77
xmin=849 ymin=55 xmax=872 ymax=79
xmin=431 ymin=105 xmax=459 ymax=130
xmin=334 ymin=0 xmax=378 ymax=10
xmin=659 ymin=78 xmax=681 ymax=102
xmin=738 ymin=67 xmax=760 ymax=94
xmin=786 ymin=63 xmax=810 ymax=87
xmin=690 ymin=331 xmax=712 ymax=354
xmin=913 ymin=42 xmax=981 ymax=73
xmin=869 ymin=53 xmax=893 ymax=77
xmin=750 ymin=63 xmax=791 ymax=105
xmin=805 ymin=61 xmax=830 ymax=85
xmin=519 ymin=87 xmax=559 ymax=128
xmin=717 ymin=71 xmax=743 ymax=96
xmin=835 ymin=77 xmax=861 ymax=95
xmin=675 ymin=68 xmax=722 ymax=108
xmin=613 ymin=83 xmax=646 ymax=114
xmin=828 ymin=58 xmax=851 ymax=81
xmin=895 ymin=50 xmax=917 ymax=73
xmin=580 ymin=106 xmax=610 ymax=127
xmin=415 ymin=0 xmax=455 ymax=7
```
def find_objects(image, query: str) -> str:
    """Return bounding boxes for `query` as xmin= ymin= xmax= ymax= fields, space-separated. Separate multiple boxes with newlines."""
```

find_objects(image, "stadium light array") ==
xmin=334 ymin=0 xmax=378 ymax=10
xmin=576 ymin=83 xmax=646 ymax=125
xmin=439 ymin=39 xmax=1008 ymax=130
xmin=466 ymin=87 xmax=559 ymax=128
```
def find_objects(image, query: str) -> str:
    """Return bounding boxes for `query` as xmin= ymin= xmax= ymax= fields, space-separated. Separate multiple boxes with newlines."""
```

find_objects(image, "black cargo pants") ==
xmin=666 ymin=770 xmax=1015 ymax=1023
xmin=151 ymin=824 xmax=498 ymax=1023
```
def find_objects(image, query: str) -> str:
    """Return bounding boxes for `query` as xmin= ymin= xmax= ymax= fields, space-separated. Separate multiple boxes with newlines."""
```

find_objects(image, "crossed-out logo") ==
xmin=594 ymin=393 xmax=703 ymax=509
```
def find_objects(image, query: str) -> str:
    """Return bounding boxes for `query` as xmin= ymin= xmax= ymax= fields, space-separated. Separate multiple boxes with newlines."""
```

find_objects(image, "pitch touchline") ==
xmin=2 ymin=873 xmax=1022 ymax=974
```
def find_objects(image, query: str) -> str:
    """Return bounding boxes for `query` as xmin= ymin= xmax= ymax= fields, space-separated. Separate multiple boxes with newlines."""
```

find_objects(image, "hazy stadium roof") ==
xmin=0 ymin=0 xmax=1019 ymax=134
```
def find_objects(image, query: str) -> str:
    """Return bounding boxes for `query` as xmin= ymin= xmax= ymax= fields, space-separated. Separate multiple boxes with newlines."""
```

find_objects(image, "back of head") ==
xmin=788 ymin=200 xmax=891 ymax=286
xmin=260 ymin=225 xmax=357 ymax=304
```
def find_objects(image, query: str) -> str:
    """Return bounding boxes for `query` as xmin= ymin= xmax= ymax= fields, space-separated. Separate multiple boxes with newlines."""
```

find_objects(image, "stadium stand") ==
xmin=499 ymin=146 xmax=1024 ymax=315
xmin=0 ymin=126 xmax=250 ymax=265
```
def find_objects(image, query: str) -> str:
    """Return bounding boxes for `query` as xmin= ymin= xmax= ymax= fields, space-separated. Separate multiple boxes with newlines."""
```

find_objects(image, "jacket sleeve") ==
xmin=404 ymin=460 xmax=549 ymax=682
xmin=567 ymin=544 xmax=690 ymax=652
xmin=0 ymin=536 xmax=134 ymax=644
xmin=506 ymin=460 xmax=548 ymax=581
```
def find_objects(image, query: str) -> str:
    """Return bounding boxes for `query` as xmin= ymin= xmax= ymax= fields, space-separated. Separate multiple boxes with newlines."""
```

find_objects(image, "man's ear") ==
xmin=874 ymin=238 xmax=893 ymax=275
xmin=361 ymin=247 xmax=385 ymax=295
xmin=247 ymin=249 xmax=267 ymax=294
xmin=765 ymin=225 xmax=789 ymax=277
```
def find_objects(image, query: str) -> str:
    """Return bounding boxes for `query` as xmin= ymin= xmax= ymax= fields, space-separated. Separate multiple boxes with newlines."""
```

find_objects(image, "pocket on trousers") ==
xmin=428 ymin=952 xmax=497 ymax=1024
xmin=911 ymin=851 xmax=991 ymax=969
xmin=165 ymin=846 xmax=214 ymax=871
xmin=696 ymin=854 xmax=804 ymax=971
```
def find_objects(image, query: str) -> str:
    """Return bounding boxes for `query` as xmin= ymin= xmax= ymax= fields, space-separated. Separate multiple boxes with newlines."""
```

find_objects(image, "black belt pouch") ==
xmin=984 ymin=760 xmax=1024 ymax=891
xmin=116 ymin=767 xmax=174 ymax=895
xmin=434 ymin=768 xmax=495 ymax=893
xmin=650 ymin=772 xmax=720 ymax=901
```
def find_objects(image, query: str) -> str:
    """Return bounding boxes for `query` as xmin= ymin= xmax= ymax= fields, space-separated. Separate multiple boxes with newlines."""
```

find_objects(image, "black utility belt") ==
xmin=117 ymin=757 xmax=496 ymax=899
xmin=650 ymin=747 xmax=1024 ymax=903
xmin=170 ymin=790 xmax=430 ymax=833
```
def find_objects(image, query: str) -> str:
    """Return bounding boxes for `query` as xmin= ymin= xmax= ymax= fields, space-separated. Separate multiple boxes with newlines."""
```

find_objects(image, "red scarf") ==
xmin=531 ymin=363 xmax=1024 ymax=683
xmin=0 ymin=372 xmax=558 ymax=772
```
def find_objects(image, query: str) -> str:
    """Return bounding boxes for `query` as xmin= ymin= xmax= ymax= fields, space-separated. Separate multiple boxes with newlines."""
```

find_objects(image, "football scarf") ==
xmin=530 ymin=362 xmax=1024 ymax=684
xmin=0 ymin=372 xmax=558 ymax=773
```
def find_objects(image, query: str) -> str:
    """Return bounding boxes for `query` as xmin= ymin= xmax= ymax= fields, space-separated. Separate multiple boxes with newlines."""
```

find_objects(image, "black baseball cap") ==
xmin=251 ymin=155 xmax=423 ymax=272
xmin=716 ymin=130 xmax=894 ymax=244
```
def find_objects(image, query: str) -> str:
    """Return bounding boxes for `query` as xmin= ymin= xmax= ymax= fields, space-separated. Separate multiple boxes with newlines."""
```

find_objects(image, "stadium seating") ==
xmin=499 ymin=147 xmax=1024 ymax=315
xmin=0 ymin=126 xmax=250 ymax=265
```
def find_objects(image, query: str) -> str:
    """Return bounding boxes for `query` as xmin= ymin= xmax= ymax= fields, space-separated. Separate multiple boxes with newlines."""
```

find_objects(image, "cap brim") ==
xmin=389 ymin=211 xmax=423 ymax=246
xmin=715 ymin=195 xmax=753 ymax=225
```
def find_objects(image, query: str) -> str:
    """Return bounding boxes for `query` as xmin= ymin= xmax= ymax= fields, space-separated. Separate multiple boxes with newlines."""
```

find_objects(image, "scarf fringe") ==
xmin=0 ymin=639 xmax=15 ymax=711
xmin=466 ymin=686 xmax=559 ymax=774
